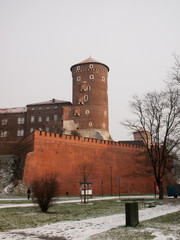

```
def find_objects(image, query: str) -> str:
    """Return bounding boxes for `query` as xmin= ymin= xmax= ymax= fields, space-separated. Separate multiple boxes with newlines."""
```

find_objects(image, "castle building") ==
xmin=0 ymin=57 xmax=110 ymax=142
xmin=0 ymin=57 xmax=174 ymax=195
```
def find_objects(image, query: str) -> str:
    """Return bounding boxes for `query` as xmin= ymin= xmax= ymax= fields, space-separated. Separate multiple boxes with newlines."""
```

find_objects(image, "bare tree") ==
xmin=169 ymin=54 xmax=180 ymax=84
xmin=31 ymin=173 xmax=60 ymax=212
xmin=122 ymin=86 xmax=180 ymax=199
xmin=78 ymin=163 xmax=94 ymax=203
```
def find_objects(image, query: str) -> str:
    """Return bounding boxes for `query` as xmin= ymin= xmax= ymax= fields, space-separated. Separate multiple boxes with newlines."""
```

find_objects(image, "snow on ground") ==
xmin=0 ymin=202 xmax=179 ymax=240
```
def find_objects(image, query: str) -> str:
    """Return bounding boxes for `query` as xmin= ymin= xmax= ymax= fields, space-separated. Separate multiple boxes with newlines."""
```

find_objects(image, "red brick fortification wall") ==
xmin=23 ymin=131 xmax=173 ymax=196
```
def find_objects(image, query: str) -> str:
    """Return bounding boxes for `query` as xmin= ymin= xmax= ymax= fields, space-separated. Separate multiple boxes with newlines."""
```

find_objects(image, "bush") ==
xmin=31 ymin=174 xmax=60 ymax=212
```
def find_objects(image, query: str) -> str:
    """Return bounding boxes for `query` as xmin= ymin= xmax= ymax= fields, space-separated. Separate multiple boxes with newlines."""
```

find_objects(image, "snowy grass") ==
xmin=0 ymin=197 xmax=179 ymax=236
xmin=0 ymin=198 xmax=149 ymax=231
xmin=89 ymin=211 xmax=180 ymax=240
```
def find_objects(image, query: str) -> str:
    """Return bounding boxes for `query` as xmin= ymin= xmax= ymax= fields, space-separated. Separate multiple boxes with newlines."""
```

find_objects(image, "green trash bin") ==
xmin=125 ymin=202 xmax=139 ymax=227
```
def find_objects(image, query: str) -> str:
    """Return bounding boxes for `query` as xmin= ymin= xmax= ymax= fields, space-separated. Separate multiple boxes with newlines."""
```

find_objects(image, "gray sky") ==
xmin=0 ymin=0 xmax=180 ymax=141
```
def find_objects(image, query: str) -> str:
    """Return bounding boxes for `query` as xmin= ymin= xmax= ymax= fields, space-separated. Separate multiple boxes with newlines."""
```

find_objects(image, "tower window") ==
xmin=104 ymin=111 xmax=107 ymax=116
xmin=77 ymin=66 xmax=80 ymax=70
xmin=89 ymin=122 xmax=92 ymax=127
xmin=84 ymin=95 xmax=88 ymax=102
xmin=81 ymin=83 xmax=87 ymax=92
xmin=89 ymin=75 xmax=94 ymax=79
xmin=89 ymin=64 xmax=93 ymax=69
xmin=102 ymin=76 xmax=105 ymax=81
xmin=85 ymin=110 xmax=90 ymax=114
xmin=87 ymin=85 xmax=91 ymax=91
xmin=103 ymin=123 xmax=106 ymax=128
xmin=74 ymin=108 xmax=80 ymax=116
xmin=78 ymin=97 xmax=84 ymax=105
xmin=77 ymin=76 xmax=81 ymax=81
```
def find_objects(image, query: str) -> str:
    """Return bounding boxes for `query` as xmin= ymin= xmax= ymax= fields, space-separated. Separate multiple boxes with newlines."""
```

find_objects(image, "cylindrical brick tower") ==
xmin=69 ymin=57 xmax=110 ymax=140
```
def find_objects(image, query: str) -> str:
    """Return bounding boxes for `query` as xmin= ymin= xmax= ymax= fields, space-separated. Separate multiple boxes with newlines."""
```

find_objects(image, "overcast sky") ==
xmin=0 ymin=0 xmax=180 ymax=141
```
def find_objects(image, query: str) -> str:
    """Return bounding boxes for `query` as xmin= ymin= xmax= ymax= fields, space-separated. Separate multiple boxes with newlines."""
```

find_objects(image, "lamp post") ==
xmin=110 ymin=166 xmax=112 ymax=196
xmin=101 ymin=180 xmax=103 ymax=197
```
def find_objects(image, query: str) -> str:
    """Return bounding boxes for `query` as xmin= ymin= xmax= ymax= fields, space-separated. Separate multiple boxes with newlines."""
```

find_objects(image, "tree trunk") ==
xmin=84 ymin=183 xmax=87 ymax=203
xmin=158 ymin=181 xmax=164 ymax=200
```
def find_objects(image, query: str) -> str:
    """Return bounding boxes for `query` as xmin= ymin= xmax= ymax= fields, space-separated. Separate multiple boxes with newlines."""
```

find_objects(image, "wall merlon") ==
xmin=33 ymin=130 xmax=145 ymax=151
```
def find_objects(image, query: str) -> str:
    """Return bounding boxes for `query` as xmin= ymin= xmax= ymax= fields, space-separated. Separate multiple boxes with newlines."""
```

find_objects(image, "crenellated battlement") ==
xmin=34 ymin=130 xmax=145 ymax=150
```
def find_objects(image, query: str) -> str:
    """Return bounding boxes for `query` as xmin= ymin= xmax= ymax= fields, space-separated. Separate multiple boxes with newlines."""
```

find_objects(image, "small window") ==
xmin=30 ymin=128 xmax=34 ymax=133
xmin=76 ymin=123 xmax=79 ymax=129
xmin=89 ymin=75 xmax=94 ymax=79
xmin=85 ymin=110 xmax=90 ymax=114
xmin=46 ymin=116 xmax=50 ymax=122
xmin=31 ymin=116 xmax=35 ymax=122
xmin=39 ymin=127 xmax=42 ymax=131
xmin=17 ymin=129 xmax=24 ymax=136
xmin=54 ymin=114 xmax=58 ymax=121
xmin=54 ymin=106 xmax=58 ymax=109
xmin=89 ymin=64 xmax=93 ymax=69
xmin=31 ymin=107 xmax=35 ymax=110
xmin=102 ymin=76 xmax=105 ymax=81
xmin=0 ymin=131 xmax=8 ymax=137
xmin=38 ymin=116 xmax=42 ymax=122
xmin=84 ymin=95 xmax=88 ymax=102
xmin=18 ymin=117 xmax=25 ymax=124
xmin=46 ymin=106 xmax=50 ymax=110
xmin=39 ymin=107 xmax=42 ymax=110
xmin=46 ymin=127 xmax=49 ymax=132
xmin=74 ymin=108 xmax=80 ymax=116
xmin=87 ymin=85 xmax=91 ymax=91
xmin=103 ymin=123 xmax=106 ymax=128
xmin=89 ymin=122 xmax=92 ymax=127
xmin=78 ymin=97 xmax=84 ymax=105
xmin=2 ymin=118 xmax=8 ymax=125
xmin=77 ymin=76 xmax=81 ymax=81
xmin=77 ymin=66 xmax=80 ymax=70
xmin=81 ymin=83 xmax=87 ymax=92
xmin=104 ymin=111 xmax=107 ymax=116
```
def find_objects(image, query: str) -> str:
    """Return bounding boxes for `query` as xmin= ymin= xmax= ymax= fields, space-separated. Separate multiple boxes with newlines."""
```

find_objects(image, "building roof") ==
xmin=0 ymin=107 xmax=27 ymax=114
xmin=78 ymin=57 xmax=100 ymax=64
xmin=70 ymin=57 xmax=109 ymax=71
xmin=27 ymin=98 xmax=72 ymax=106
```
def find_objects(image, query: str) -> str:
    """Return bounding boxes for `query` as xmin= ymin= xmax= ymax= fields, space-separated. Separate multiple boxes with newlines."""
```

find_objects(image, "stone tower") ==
xmin=63 ymin=57 xmax=110 ymax=140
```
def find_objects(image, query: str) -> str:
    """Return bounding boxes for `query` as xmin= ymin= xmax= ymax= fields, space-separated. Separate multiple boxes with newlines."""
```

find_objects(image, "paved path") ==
xmin=0 ymin=195 xmax=156 ymax=209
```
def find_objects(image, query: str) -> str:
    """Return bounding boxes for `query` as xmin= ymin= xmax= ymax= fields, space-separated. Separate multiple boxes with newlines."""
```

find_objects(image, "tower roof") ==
xmin=70 ymin=57 xmax=109 ymax=71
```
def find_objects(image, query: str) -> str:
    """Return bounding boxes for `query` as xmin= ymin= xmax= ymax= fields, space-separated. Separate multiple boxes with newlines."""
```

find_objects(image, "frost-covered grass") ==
xmin=89 ymin=211 xmax=180 ymax=240
xmin=0 ymin=199 xmax=126 ymax=231
xmin=0 ymin=197 xmax=179 ymax=238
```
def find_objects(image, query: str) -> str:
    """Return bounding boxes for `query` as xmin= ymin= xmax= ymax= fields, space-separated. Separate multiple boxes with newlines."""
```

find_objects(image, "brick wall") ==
xmin=23 ymin=130 xmax=174 ymax=196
